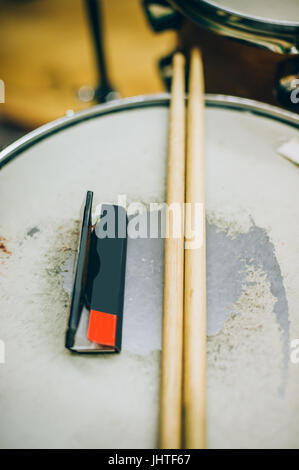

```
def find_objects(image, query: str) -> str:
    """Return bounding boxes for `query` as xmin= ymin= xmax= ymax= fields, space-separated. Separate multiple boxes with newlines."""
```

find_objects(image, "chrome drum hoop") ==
xmin=0 ymin=93 xmax=299 ymax=170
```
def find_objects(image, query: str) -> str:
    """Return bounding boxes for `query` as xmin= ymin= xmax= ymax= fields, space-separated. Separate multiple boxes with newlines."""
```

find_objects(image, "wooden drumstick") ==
xmin=184 ymin=48 xmax=207 ymax=449
xmin=160 ymin=52 xmax=186 ymax=449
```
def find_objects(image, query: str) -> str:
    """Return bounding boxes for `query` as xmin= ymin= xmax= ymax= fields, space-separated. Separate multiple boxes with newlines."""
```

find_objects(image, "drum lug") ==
xmin=142 ymin=0 xmax=182 ymax=32
xmin=159 ymin=52 xmax=175 ymax=90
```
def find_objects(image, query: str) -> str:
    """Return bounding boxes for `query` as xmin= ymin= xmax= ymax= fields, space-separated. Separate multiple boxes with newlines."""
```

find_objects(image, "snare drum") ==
xmin=0 ymin=95 xmax=298 ymax=448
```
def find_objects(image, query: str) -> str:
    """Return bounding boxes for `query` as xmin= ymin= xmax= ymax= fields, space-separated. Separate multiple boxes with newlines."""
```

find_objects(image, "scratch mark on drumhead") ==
xmin=26 ymin=227 xmax=40 ymax=238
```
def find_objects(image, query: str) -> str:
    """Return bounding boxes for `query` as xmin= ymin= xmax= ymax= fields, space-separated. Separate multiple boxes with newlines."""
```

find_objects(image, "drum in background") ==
xmin=169 ymin=0 xmax=299 ymax=53
xmin=207 ymin=0 xmax=299 ymax=24
xmin=0 ymin=95 xmax=298 ymax=448
xmin=144 ymin=1 xmax=299 ymax=110
xmin=0 ymin=0 xmax=176 ymax=128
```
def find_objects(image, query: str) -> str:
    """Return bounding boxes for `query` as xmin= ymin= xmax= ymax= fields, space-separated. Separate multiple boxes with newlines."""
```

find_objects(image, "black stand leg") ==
xmin=85 ymin=0 xmax=117 ymax=102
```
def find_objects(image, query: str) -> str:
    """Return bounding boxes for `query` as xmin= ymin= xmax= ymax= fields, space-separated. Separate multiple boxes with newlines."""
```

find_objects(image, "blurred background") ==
xmin=1 ymin=0 xmax=298 ymax=148
xmin=0 ymin=0 xmax=176 ymax=145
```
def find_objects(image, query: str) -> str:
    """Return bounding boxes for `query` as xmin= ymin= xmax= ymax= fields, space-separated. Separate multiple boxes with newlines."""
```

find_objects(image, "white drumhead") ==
xmin=207 ymin=0 xmax=299 ymax=23
xmin=0 ymin=96 xmax=298 ymax=448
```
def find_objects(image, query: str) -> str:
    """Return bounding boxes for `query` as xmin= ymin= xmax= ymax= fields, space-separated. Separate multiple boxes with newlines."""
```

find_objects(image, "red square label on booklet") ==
xmin=87 ymin=310 xmax=117 ymax=347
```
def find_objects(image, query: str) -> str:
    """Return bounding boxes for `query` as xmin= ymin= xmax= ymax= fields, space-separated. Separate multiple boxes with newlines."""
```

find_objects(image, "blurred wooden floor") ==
xmin=0 ymin=0 xmax=176 ymax=128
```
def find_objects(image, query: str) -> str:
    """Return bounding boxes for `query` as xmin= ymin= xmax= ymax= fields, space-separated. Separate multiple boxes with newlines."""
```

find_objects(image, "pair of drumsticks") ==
xmin=160 ymin=48 xmax=206 ymax=449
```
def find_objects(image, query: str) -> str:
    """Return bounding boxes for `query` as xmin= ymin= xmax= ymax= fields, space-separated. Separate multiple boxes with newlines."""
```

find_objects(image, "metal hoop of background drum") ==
xmin=0 ymin=95 xmax=298 ymax=448
xmin=143 ymin=0 xmax=299 ymax=110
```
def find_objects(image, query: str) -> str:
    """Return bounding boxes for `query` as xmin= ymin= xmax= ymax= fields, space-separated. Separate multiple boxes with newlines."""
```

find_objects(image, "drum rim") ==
xmin=198 ymin=0 xmax=299 ymax=27
xmin=171 ymin=0 xmax=299 ymax=28
xmin=0 ymin=93 xmax=298 ymax=169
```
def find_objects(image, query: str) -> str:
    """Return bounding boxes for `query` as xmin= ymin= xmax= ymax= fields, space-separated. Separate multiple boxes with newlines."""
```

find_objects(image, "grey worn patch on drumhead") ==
xmin=206 ymin=220 xmax=289 ymax=388
xmin=122 ymin=217 xmax=289 ymax=390
xmin=207 ymin=222 xmax=289 ymax=336
xmin=123 ymin=237 xmax=164 ymax=354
